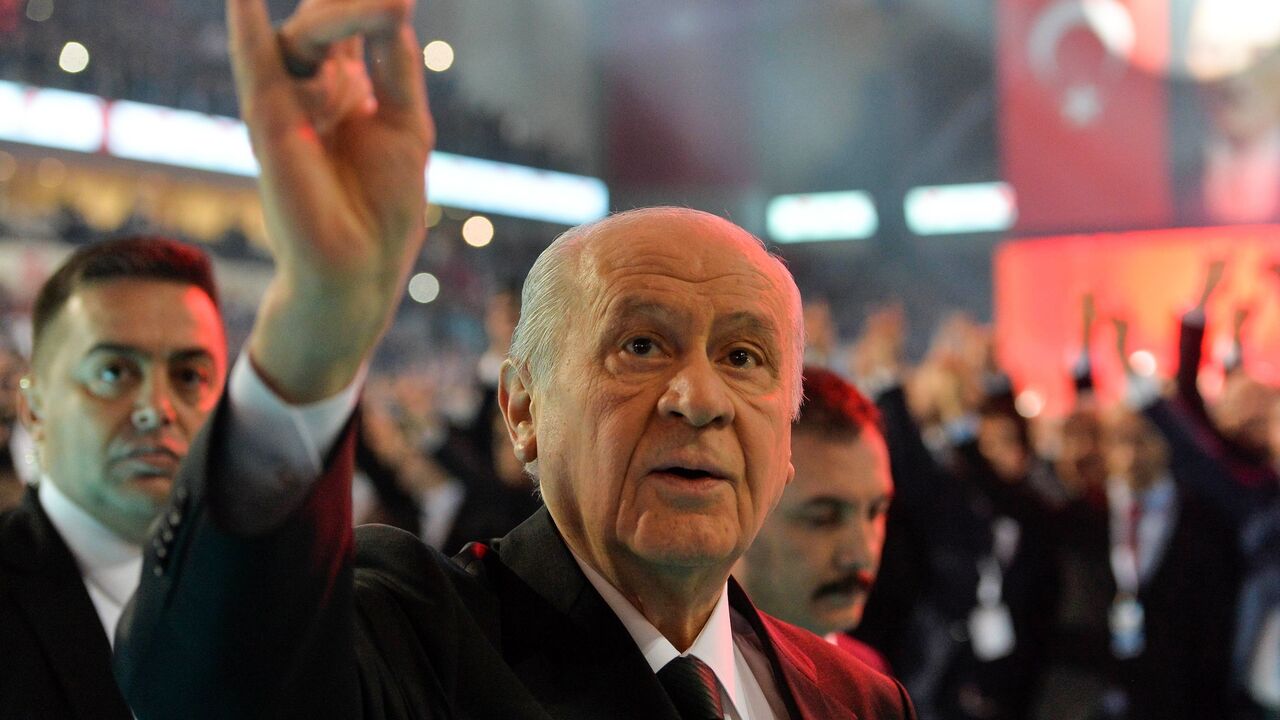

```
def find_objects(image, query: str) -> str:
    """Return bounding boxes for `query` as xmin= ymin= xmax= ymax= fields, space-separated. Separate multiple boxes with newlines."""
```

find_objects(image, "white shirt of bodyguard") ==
xmin=38 ymin=352 xmax=362 ymax=645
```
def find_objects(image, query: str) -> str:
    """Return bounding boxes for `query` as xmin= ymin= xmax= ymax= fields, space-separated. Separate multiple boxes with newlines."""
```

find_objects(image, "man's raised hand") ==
xmin=230 ymin=0 xmax=434 ymax=403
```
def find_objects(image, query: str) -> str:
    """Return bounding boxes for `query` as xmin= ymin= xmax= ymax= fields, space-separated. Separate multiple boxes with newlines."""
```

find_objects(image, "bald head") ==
xmin=508 ymin=207 xmax=804 ymax=414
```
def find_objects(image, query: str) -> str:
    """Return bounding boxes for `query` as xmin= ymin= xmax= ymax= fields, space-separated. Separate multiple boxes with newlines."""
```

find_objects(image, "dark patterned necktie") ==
xmin=657 ymin=655 xmax=725 ymax=720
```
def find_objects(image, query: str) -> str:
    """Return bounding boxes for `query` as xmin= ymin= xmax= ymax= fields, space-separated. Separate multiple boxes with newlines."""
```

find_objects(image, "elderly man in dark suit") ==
xmin=112 ymin=0 xmax=916 ymax=718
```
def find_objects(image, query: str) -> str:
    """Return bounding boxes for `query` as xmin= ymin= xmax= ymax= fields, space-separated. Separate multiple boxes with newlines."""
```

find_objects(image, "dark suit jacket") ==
xmin=116 ymin=404 xmax=916 ymax=719
xmin=0 ymin=486 xmax=133 ymax=719
xmin=991 ymin=486 xmax=1238 ymax=720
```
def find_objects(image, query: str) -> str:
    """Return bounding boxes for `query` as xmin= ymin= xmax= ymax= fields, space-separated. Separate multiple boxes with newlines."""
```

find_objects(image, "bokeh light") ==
xmin=461 ymin=215 xmax=494 ymax=247
xmin=423 ymin=41 xmax=454 ymax=72
xmin=1128 ymin=350 xmax=1158 ymax=378
xmin=1014 ymin=389 xmax=1045 ymax=419
xmin=26 ymin=0 xmax=54 ymax=22
xmin=408 ymin=272 xmax=441 ymax=304
xmin=58 ymin=41 xmax=89 ymax=73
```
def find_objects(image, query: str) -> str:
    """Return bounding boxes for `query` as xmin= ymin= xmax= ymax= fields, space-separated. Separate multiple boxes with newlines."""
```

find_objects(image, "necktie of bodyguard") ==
xmin=658 ymin=655 xmax=725 ymax=720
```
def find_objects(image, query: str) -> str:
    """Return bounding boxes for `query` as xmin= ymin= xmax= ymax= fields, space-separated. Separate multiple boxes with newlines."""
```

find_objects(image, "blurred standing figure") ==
xmin=0 ymin=237 xmax=227 ymax=718
xmin=736 ymin=366 xmax=894 ymax=674
xmin=1027 ymin=406 xmax=1237 ymax=720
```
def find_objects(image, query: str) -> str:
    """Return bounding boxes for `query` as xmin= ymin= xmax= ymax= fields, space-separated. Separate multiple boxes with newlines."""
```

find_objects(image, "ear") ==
xmin=497 ymin=360 xmax=538 ymax=463
xmin=17 ymin=375 xmax=44 ymax=441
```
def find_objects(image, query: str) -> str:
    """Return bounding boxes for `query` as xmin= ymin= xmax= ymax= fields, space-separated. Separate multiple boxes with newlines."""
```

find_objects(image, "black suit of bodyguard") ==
xmin=0 ymin=489 xmax=132 ymax=719
xmin=0 ymin=235 xmax=227 ymax=720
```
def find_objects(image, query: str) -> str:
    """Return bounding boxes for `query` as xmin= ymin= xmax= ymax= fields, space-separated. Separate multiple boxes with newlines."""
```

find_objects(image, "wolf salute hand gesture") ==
xmin=230 ymin=0 xmax=434 ymax=403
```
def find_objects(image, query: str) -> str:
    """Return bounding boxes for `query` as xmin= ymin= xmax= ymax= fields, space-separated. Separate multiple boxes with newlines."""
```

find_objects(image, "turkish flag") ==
xmin=999 ymin=0 xmax=1173 ymax=234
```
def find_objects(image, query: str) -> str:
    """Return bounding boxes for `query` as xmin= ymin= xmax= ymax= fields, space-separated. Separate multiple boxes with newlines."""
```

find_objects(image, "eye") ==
xmin=82 ymin=356 xmax=140 ymax=397
xmin=726 ymin=347 xmax=761 ymax=369
xmin=173 ymin=364 xmax=213 ymax=390
xmin=625 ymin=336 xmax=656 ymax=356
xmin=98 ymin=363 xmax=126 ymax=384
xmin=793 ymin=505 xmax=843 ymax=529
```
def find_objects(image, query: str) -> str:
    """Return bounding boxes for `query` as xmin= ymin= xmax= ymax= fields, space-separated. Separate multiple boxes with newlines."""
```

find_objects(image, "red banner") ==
xmin=999 ymin=0 xmax=1173 ymax=234
xmin=995 ymin=225 xmax=1280 ymax=417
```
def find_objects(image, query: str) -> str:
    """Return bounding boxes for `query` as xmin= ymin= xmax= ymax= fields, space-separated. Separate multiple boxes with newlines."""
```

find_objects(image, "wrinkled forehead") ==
xmin=577 ymin=210 xmax=798 ymax=314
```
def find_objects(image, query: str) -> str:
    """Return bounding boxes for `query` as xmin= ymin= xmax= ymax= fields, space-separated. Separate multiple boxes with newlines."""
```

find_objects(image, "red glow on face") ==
xmin=995 ymin=225 xmax=1280 ymax=417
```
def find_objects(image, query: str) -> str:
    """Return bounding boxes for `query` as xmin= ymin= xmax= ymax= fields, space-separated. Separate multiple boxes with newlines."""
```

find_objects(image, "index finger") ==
xmin=227 ymin=0 xmax=306 ymax=140
xmin=366 ymin=20 xmax=431 ymax=129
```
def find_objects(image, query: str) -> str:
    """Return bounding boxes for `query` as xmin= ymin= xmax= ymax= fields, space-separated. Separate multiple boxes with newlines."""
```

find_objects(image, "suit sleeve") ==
xmin=1143 ymin=397 xmax=1255 ymax=528
xmin=113 ymin=396 xmax=362 ymax=719
xmin=1176 ymin=312 xmax=1209 ymax=425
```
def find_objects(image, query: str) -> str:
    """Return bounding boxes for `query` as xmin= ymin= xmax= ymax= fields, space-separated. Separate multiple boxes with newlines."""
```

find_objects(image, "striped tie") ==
xmin=657 ymin=655 xmax=724 ymax=720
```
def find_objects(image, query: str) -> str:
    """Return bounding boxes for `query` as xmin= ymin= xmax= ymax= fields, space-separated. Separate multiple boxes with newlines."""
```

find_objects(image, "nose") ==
xmin=834 ymin=517 xmax=875 ymax=572
xmin=657 ymin=355 xmax=735 ymax=429
xmin=135 ymin=370 xmax=177 ymax=430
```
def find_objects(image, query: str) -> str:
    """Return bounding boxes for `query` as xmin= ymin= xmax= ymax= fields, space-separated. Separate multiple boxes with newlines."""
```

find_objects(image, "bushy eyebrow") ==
xmin=798 ymin=491 xmax=894 ymax=513
xmin=599 ymin=299 xmax=785 ymax=371
xmin=84 ymin=343 xmax=216 ymax=365
xmin=600 ymin=298 xmax=687 ymax=339
xmin=714 ymin=311 xmax=780 ymax=344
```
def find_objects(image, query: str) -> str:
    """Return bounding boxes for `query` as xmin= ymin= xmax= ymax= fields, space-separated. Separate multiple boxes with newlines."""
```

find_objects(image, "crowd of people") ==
xmin=1 ymin=0 xmax=1279 ymax=718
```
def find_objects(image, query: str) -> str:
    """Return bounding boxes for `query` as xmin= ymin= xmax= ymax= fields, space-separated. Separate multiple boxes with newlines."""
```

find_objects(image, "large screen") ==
xmin=1001 ymin=0 xmax=1280 ymax=234
xmin=995 ymin=224 xmax=1280 ymax=416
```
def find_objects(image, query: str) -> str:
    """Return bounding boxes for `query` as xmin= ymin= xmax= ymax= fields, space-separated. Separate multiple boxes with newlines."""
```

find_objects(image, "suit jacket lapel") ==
xmin=495 ymin=508 xmax=680 ymax=720
xmin=2 ymin=487 xmax=132 ymax=719
xmin=728 ymin=580 xmax=855 ymax=720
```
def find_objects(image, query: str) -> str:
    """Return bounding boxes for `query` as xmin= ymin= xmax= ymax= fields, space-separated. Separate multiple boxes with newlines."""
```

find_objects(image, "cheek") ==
xmin=45 ymin=396 xmax=124 ymax=456
xmin=778 ymin=526 xmax=828 ymax=573
xmin=176 ymin=400 xmax=216 ymax=436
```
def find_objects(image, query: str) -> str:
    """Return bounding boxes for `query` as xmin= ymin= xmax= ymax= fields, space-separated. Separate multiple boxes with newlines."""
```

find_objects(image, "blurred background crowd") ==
xmin=2 ymin=0 xmax=1280 ymax=718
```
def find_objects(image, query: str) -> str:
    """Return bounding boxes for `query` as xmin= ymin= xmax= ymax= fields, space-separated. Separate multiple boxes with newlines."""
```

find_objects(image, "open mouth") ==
xmin=656 ymin=466 xmax=722 ymax=481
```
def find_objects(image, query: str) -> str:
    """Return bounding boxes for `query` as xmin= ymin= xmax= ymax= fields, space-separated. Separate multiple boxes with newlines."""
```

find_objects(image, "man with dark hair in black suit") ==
xmin=1 ymin=236 xmax=227 ymax=718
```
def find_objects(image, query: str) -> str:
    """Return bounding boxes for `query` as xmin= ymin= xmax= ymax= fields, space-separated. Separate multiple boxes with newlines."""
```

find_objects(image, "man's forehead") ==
xmin=791 ymin=432 xmax=892 ymax=493
xmin=579 ymin=212 xmax=794 ymax=309
xmin=48 ymin=279 xmax=224 ymax=356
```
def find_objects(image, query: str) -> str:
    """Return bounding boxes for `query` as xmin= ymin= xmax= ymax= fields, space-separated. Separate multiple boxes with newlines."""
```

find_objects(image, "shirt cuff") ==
xmin=1124 ymin=372 xmax=1161 ymax=410
xmin=227 ymin=352 xmax=364 ymax=480
xmin=944 ymin=414 xmax=978 ymax=445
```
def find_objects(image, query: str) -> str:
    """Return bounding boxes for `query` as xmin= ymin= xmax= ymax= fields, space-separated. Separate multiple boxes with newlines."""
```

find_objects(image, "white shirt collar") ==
xmin=570 ymin=551 xmax=744 ymax=715
xmin=38 ymin=477 xmax=142 ymax=572
xmin=1106 ymin=473 xmax=1175 ymax=514
xmin=37 ymin=477 xmax=143 ymax=641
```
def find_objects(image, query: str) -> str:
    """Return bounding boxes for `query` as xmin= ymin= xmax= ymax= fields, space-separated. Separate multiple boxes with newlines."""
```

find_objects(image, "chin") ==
xmin=630 ymin=535 xmax=740 ymax=570
xmin=124 ymin=475 xmax=175 ymax=504
xmin=628 ymin=514 xmax=742 ymax=567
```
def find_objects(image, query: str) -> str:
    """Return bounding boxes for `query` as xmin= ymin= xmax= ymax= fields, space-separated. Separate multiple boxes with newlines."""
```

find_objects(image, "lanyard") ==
xmin=976 ymin=516 xmax=1021 ymax=606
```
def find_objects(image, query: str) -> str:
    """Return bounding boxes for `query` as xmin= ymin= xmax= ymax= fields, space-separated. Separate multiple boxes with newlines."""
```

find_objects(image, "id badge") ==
xmin=1109 ymin=594 xmax=1146 ymax=659
xmin=969 ymin=602 xmax=1016 ymax=661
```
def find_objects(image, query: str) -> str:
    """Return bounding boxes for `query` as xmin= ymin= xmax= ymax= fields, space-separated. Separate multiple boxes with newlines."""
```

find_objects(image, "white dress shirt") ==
xmin=1106 ymin=475 xmax=1178 ymax=588
xmin=572 ymin=553 xmax=782 ymax=720
xmin=38 ymin=478 xmax=142 ymax=646
xmin=37 ymin=353 xmax=361 ymax=644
